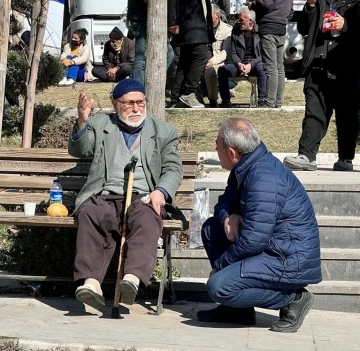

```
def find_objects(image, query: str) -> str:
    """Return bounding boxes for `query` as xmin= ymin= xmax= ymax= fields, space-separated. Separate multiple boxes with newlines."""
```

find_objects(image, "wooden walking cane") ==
xmin=111 ymin=156 xmax=138 ymax=319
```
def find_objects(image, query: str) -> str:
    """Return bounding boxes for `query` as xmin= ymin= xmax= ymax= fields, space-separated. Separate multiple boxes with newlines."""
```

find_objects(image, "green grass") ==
xmin=34 ymin=81 xmax=305 ymax=109
xmin=167 ymin=109 xmax=346 ymax=153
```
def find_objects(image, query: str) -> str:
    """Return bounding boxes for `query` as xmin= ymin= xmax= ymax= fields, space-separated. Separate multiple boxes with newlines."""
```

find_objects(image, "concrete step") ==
xmin=162 ymin=248 xmax=360 ymax=282
xmin=318 ymin=216 xmax=360 ymax=248
xmin=169 ymin=278 xmax=360 ymax=313
xmin=195 ymin=168 xmax=360 ymax=216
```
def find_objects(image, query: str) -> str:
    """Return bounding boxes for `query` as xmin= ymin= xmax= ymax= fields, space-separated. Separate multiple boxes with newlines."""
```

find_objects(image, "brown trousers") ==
xmin=74 ymin=194 xmax=165 ymax=285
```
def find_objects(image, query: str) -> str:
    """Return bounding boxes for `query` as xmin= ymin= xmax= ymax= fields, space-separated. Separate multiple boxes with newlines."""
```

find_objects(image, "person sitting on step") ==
xmin=197 ymin=118 xmax=322 ymax=333
xmin=58 ymin=28 xmax=95 ymax=86
xmin=68 ymin=79 xmax=183 ymax=310
xmin=218 ymin=7 xmax=266 ymax=108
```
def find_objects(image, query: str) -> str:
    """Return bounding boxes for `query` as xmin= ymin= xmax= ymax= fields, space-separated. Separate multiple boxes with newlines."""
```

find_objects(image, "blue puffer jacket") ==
xmin=214 ymin=143 xmax=322 ymax=285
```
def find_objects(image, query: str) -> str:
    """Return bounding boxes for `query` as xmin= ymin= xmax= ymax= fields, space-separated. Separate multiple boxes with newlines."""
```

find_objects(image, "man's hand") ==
xmin=143 ymin=190 xmax=165 ymax=216
xmin=77 ymin=92 xmax=94 ymax=130
xmin=307 ymin=0 xmax=317 ymax=6
xmin=168 ymin=26 xmax=179 ymax=35
xmin=107 ymin=67 xmax=118 ymax=82
xmin=327 ymin=14 xmax=345 ymax=31
xmin=224 ymin=214 xmax=243 ymax=242
xmin=242 ymin=63 xmax=252 ymax=75
xmin=205 ymin=59 xmax=214 ymax=69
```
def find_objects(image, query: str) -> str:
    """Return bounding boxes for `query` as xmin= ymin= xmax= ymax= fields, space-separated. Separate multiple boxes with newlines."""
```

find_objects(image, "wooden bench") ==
xmin=229 ymin=76 xmax=258 ymax=107
xmin=0 ymin=148 xmax=196 ymax=315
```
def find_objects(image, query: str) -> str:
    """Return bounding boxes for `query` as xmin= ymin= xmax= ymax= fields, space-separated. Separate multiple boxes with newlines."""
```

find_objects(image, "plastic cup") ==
xmin=24 ymin=202 xmax=36 ymax=216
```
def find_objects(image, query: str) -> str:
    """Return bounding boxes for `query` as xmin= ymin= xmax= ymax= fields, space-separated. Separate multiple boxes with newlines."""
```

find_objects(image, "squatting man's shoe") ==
xmin=270 ymin=288 xmax=315 ymax=333
xmin=283 ymin=154 xmax=317 ymax=171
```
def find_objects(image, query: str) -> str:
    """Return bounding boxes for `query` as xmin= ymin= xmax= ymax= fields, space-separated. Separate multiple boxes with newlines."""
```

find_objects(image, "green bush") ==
xmin=3 ymin=103 xmax=59 ymax=138
xmin=6 ymin=50 xmax=63 ymax=98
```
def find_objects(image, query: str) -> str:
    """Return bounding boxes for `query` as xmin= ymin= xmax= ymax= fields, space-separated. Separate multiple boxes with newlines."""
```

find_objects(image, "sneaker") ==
xmin=229 ymin=89 xmax=236 ymax=98
xmin=220 ymin=100 xmax=232 ymax=108
xmin=197 ymin=305 xmax=256 ymax=325
xmin=58 ymin=77 xmax=68 ymax=86
xmin=283 ymin=155 xmax=317 ymax=171
xmin=333 ymin=159 xmax=353 ymax=171
xmin=179 ymin=93 xmax=205 ymax=108
xmin=63 ymin=78 xmax=76 ymax=86
xmin=270 ymin=289 xmax=314 ymax=333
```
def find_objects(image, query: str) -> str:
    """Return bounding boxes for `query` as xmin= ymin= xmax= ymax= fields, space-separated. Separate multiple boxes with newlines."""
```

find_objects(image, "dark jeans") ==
xmin=260 ymin=34 xmax=286 ymax=107
xmin=92 ymin=64 xmax=133 ymax=82
xmin=74 ymin=194 xmax=164 ymax=285
xmin=202 ymin=217 xmax=303 ymax=310
xmin=172 ymin=43 xmax=212 ymax=99
xmin=299 ymin=71 xmax=360 ymax=162
xmin=132 ymin=22 xmax=174 ymax=84
xmin=218 ymin=62 xmax=266 ymax=101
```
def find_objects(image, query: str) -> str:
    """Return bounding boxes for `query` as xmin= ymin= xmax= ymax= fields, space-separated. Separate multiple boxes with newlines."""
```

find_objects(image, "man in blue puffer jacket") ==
xmin=197 ymin=118 xmax=322 ymax=333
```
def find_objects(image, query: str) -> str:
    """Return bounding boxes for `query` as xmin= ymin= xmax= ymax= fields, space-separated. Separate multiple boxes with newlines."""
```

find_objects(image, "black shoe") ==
xmin=209 ymin=99 xmax=218 ymax=108
xmin=197 ymin=305 xmax=256 ymax=325
xmin=270 ymin=289 xmax=314 ymax=333
xmin=333 ymin=159 xmax=353 ymax=171
xmin=257 ymin=100 xmax=266 ymax=107
xmin=220 ymin=100 xmax=232 ymax=108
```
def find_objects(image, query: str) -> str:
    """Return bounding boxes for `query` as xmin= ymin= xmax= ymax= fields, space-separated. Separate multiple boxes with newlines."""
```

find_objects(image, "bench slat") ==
xmin=0 ymin=161 xmax=197 ymax=178
xmin=0 ymin=193 xmax=193 ymax=210
xmin=0 ymin=212 xmax=184 ymax=230
xmin=0 ymin=176 xmax=194 ymax=192
xmin=0 ymin=148 xmax=197 ymax=163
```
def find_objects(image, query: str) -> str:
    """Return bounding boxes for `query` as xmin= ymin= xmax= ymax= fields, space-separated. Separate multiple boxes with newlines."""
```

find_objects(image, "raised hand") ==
xmin=77 ymin=91 xmax=94 ymax=130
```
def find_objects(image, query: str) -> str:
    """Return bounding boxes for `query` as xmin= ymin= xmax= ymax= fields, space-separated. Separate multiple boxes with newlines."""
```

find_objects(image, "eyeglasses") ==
xmin=118 ymin=99 xmax=147 ymax=108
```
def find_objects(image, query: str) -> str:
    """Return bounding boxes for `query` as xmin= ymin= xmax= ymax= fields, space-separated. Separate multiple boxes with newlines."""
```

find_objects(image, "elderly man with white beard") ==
xmin=68 ymin=79 xmax=183 ymax=311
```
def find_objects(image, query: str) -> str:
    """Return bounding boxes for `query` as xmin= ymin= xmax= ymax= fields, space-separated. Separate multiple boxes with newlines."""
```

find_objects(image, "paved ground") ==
xmin=1 ymin=295 xmax=359 ymax=351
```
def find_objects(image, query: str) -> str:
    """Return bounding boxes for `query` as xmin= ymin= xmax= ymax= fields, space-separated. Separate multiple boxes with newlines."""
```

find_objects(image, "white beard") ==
xmin=119 ymin=108 xmax=147 ymax=127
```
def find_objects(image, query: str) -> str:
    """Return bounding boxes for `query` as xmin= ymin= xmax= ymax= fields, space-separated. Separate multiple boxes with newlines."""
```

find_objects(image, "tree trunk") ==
xmin=145 ymin=0 xmax=167 ymax=120
xmin=22 ymin=0 xmax=49 ymax=148
xmin=0 ymin=0 xmax=11 ymax=143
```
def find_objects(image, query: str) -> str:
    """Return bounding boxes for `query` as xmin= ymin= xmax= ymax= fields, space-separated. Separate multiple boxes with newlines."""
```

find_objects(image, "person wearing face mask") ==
xmin=92 ymin=27 xmax=135 ymax=82
xmin=58 ymin=28 xmax=94 ymax=86
xmin=68 ymin=79 xmax=183 ymax=311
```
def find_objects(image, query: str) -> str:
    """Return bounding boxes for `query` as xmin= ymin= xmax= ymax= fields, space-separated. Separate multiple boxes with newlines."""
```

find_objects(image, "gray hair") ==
xmin=211 ymin=3 xmax=221 ymax=15
xmin=218 ymin=118 xmax=261 ymax=155
xmin=239 ymin=6 xmax=256 ymax=22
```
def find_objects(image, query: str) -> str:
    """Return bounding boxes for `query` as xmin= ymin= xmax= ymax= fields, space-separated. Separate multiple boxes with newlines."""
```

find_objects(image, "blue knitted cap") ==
xmin=112 ymin=79 xmax=146 ymax=99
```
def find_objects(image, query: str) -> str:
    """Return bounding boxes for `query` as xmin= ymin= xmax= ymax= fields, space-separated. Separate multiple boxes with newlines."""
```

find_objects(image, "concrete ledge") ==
xmin=317 ymin=216 xmax=360 ymax=227
xmin=199 ymin=152 xmax=360 ymax=167
xmin=321 ymin=248 xmax=360 ymax=260
xmin=170 ymin=278 xmax=360 ymax=295
xmin=158 ymin=248 xmax=360 ymax=260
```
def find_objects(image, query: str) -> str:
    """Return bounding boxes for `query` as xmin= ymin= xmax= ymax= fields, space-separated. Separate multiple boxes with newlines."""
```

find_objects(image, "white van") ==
xmin=67 ymin=0 xmax=128 ymax=65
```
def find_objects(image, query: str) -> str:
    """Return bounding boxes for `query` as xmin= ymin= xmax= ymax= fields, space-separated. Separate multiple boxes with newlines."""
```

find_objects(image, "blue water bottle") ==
xmin=50 ymin=179 xmax=63 ymax=204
